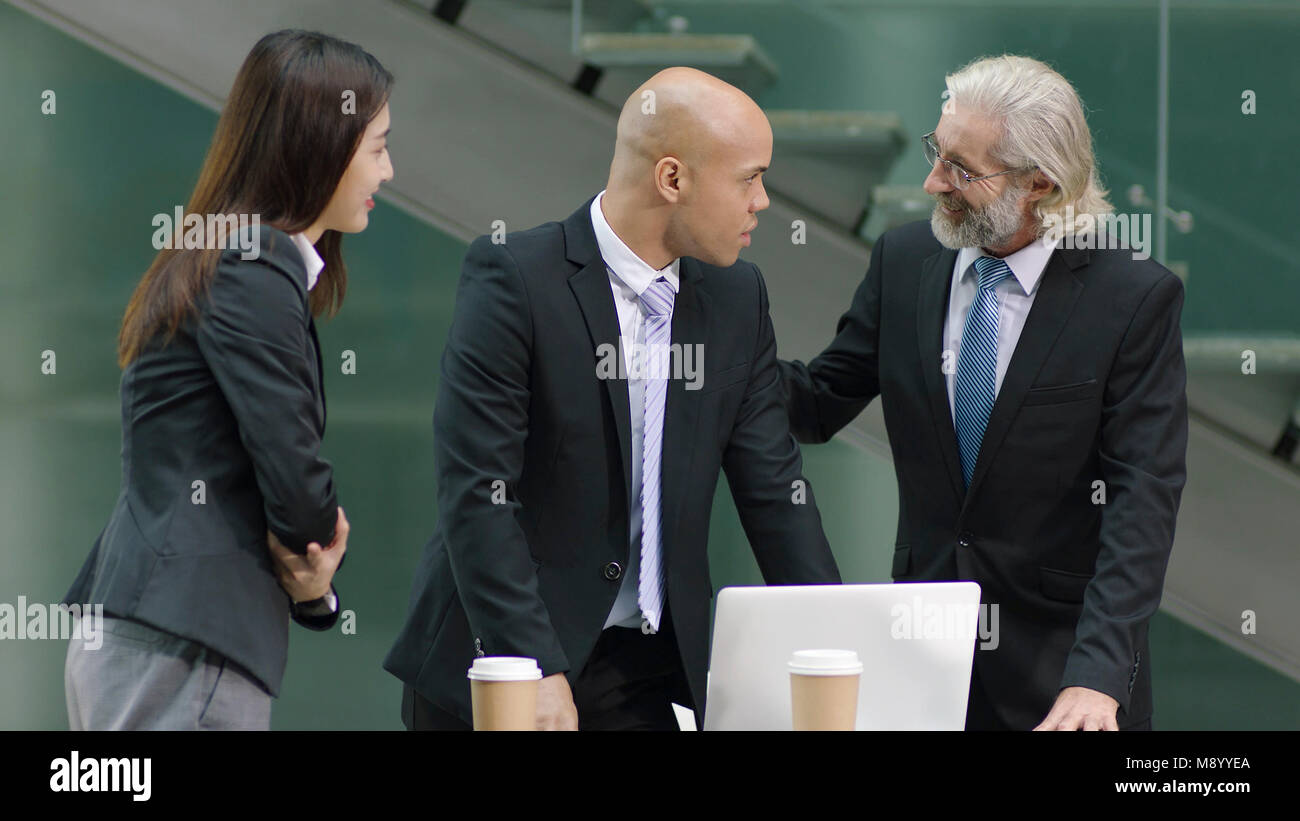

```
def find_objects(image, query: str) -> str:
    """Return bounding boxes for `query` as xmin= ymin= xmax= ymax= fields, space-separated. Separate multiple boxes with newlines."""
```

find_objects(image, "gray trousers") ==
xmin=65 ymin=615 xmax=272 ymax=730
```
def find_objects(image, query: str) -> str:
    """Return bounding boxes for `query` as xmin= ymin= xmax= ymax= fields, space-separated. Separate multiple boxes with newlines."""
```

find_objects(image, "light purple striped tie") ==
xmin=637 ymin=276 xmax=676 ymax=634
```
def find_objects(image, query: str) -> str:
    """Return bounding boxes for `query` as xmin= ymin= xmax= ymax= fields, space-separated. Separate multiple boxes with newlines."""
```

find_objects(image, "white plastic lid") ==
xmin=467 ymin=656 xmax=543 ymax=682
xmin=787 ymin=649 xmax=863 ymax=676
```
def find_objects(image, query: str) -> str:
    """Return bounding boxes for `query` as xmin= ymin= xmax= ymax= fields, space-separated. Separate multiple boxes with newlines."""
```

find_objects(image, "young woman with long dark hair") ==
xmin=63 ymin=29 xmax=394 ymax=730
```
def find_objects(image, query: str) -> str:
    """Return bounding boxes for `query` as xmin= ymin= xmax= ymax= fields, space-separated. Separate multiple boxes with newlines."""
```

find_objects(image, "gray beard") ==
xmin=930 ymin=184 xmax=1026 ymax=251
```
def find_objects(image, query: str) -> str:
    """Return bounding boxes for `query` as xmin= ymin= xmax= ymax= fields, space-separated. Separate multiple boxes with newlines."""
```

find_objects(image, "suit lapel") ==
xmin=961 ymin=248 xmax=1085 ymax=510
xmin=568 ymin=259 xmax=633 ymax=515
xmin=561 ymin=197 xmax=710 ymax=568
xmin=564 ymin=199 xmax=634 ymax=518
xmin=916 ymin=247 xmax=966 ymax=505
xmin=659 ymin=258 xmax=709 ymax=559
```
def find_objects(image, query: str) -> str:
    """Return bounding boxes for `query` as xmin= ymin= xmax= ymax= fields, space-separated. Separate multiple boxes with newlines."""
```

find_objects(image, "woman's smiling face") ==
xmin=314 ymin=103 xmax=393 ymax=237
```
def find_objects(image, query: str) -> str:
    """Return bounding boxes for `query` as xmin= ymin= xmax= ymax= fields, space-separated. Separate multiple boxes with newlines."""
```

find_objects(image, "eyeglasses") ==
xmin=921 ymin=131 xmax=1033 ymax=190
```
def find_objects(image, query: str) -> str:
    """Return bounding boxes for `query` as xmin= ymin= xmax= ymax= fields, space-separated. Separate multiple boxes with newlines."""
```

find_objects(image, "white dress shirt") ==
xmin=943 ymin=234 xmax=1058 ymax=425
xmin=589 ymin=190 xmax=681 ymax=630
xmin=289 ymin=232 xmax=324 ymax=291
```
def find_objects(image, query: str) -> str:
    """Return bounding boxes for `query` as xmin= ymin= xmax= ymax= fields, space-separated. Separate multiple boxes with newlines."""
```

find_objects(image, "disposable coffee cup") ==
xmin=467 ymin=656 xmax=542 ymax=731
xmin=788 ymin=649 xmax=863 ymax=731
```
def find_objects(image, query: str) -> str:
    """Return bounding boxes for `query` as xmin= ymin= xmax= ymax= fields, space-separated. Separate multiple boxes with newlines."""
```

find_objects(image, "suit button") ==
xmin=958 ymin=531 xmax=974 ymax=548
xmin=602 ymin=561 xmax=623 ymax=581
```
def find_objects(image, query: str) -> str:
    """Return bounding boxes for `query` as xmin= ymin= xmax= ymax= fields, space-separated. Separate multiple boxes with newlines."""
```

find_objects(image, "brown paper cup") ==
xmin=467 ymin=657 xmax=542 ymax=731
xmin=788 ymin=649 xmax=863 ymax=731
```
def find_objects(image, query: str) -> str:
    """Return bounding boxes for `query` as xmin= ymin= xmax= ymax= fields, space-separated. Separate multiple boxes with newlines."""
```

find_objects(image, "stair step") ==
xmin=763 ymin=111 xmax=906 ymax=232
xmin=1184 ymin=335 xmax=1300 ymax=373
xmin=767 ymin=110 xmax=905 ymax=150
xmin=579 ymin=32 xmax=778 ymax=96
xmin=860 ymin=185 xmax=933 ymax=243
xmin=457 ymin=0 xmax=650 ymax=82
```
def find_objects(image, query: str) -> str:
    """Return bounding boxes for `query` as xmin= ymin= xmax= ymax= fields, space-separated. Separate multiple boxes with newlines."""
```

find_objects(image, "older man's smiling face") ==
xmin=922 ymin=108 xmax=1030 ymax=252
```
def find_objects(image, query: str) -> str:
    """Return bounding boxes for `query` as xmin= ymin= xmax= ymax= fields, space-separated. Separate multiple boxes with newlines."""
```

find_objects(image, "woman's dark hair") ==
xmin=118 ymin=29 xmax=393 ymax=366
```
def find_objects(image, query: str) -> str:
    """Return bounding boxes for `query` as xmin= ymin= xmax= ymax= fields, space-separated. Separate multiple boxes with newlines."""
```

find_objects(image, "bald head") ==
xmin=600 ymin=67 xmax=772 ymax=269
xmin=609 ymin=67 xmax=767 ymax=189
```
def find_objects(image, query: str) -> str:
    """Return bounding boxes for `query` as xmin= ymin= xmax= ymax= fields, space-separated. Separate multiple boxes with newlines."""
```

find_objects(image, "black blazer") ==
xmin=385 ymin=197 xmax=841 ymax=726
xmin=64 ymin=226 xmax=340 ymax=697
xmin=780 ymin=219 xmax=1188 ymax=729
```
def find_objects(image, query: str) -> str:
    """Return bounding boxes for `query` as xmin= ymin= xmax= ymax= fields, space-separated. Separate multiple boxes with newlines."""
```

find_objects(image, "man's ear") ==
xmin=654 ymin=155 xmax=685 ymax=204
xmin=1025 ymin=169 xmax=1056 ymax=203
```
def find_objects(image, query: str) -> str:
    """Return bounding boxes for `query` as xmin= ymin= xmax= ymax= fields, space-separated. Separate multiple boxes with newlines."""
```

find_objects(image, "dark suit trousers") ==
xmin=404 ymin=606 xmax=693 ymax=731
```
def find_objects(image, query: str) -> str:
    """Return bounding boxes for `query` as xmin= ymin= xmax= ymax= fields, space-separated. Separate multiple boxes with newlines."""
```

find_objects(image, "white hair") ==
xmin=944 ymin=54 xmax=1111 ymax=235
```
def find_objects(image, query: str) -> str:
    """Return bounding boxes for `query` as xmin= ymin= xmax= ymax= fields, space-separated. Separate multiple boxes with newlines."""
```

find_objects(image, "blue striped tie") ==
xmin=954 ymin=256 xmax=1014 ymax=487
xmin=637 ymin=276 xmax=675 ymax=634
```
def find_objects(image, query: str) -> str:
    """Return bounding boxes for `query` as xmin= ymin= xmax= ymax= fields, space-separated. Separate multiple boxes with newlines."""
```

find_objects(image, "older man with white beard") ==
xmin=781 ymin=55 xmax=1188 ymax=731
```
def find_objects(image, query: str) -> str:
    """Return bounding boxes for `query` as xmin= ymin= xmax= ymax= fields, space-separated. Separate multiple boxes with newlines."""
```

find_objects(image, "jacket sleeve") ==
xmin=432 ymin=235 xmax=569 ymax=676
xmin=778 ymin=231 xmax=884 ymax=443
xmin=291 ymin=583 xmax=342 ymax=631
xmin=195 ymin=237 xmax=338 ymax=553
xmin=1058 ymin=272 xmax=1188 ymax=710
xmin=724 ymin=264 xmax=842 ymax=586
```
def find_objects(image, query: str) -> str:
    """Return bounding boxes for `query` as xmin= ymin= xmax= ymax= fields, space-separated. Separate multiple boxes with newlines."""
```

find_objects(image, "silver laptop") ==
xmin=704 ymin=582 xmax=984 ymax=730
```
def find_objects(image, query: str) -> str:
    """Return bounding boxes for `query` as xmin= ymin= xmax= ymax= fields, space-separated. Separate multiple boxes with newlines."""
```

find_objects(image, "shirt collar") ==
xmin=590 ymin=190 xmax=680 ymax=297
xmin=955 ymin=232 xmax=1057 ymax=295
xmin=290 ymin=232 xmax=325 ymax=291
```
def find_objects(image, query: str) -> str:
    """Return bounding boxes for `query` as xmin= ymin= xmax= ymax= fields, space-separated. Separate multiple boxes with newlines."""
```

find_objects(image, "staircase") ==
xmin=447 ymin=0 xmax=906 ymax=236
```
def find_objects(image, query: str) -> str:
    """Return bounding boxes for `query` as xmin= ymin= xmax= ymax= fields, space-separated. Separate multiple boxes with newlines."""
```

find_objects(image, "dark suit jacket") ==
xmin=384 ymin=196 xmax=841 ymax=727
xmin=64 ymin=225 xmax=340 ymax=697
xmin=780 ymin=219 xmax=1188 ymax=729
